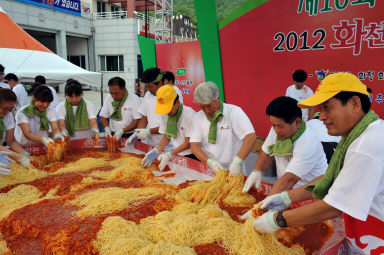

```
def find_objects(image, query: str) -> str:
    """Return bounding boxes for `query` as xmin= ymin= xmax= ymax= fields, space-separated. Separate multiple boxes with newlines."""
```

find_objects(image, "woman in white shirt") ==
xmin=0 ymin=88 xmax=30 ymax=168
xmin=56 ymin=80 xmax=99 ymax=140
xmin=15 ymin=86 xmax=62 ymax=147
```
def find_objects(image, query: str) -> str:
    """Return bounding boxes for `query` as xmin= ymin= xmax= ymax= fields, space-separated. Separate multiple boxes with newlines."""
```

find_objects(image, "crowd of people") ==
xmin=0 ymin=62 xmax=382 ymax=253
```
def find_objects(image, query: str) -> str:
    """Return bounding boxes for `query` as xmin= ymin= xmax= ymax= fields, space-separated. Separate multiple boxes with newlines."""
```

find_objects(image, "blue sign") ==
xmin=14 ymin=0 xmax=81 ymax=16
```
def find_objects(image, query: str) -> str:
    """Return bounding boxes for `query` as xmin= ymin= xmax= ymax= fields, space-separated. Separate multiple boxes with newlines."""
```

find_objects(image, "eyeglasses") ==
xmin=0 ymin=105 xmax=16 ymax=113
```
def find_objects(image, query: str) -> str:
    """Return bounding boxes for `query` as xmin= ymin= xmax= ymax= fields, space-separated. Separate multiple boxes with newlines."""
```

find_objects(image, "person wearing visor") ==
xmin=189 ymin=82 xmax=256 ymax=175
xmin=0 ymin=89 xmax=30 ymax=168
xmin=242 ymin=96 xmax=327 ymax=196
xmin=56 ymin=80 xmax=99 ymax=141
xmin=125 ymin=68 xmax=165 ymax=148
xmin=141 ymin=85 xmax=196 ymax=169
xmin=248 ymin=73 xmax=384 ymax=254
xmin=15 ymin=86 xmax=62 ymax=147
xmin=100 ymin=77 xmax=141 ymax=142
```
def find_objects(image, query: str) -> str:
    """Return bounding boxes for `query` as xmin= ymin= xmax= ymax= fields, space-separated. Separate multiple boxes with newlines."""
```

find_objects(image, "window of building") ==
xmin=111 ymin=5 xmax=119 ymax=12
xmin=97 ymin=1 xmax=106 ymax=13
xmin=100 ymin=55 xmax=124 ymax=71
xmin=67 ymin=56 xmax=86 ymax=69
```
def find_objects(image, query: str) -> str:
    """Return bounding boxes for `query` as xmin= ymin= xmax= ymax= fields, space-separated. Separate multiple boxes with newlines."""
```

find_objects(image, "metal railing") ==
xmin=93 ymin=11 xmax=128 ymax=20
xmin=133 ymin=11 xmax=160 ymax=24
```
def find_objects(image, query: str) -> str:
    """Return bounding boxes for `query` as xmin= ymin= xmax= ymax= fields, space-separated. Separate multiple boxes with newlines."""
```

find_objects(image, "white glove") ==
xmin=18 ymin=155 xmax=30 ymax=168
xmin=91 ymin=128 xmax=99 ymax=138
xmin=41 ymin=137 xmax=54 ymax=146
xmin=61 ymin=129 xmax=69 ymax=137
xmin=240 ymin=209 xmax=253 ymax=220
xmin=22 ymin=151 xmax=30 ymax=157
xmin=253 ymin=211 xmax=281 ymax=233
xmin=260 ymin=191 xmax=292 ymax=211
xmin=0 ymin=163 xmax=11 ymax=175
xmin=142 ymin=147 xmax=159 ymax=167
xmin=104 ymin=126 xmax=112 ymax=138
xmin=54 ymin=133 xmax=65 ymax=142
xmin=158 ymin=152 xmax=172 ymax=171
xmin=113 ymin=129 xmax=124 ymax=141
xmin=136 ymin=128 xmax=150 ymax=140
xmin=229 ymin=156 xmax=243 ymax=176
xmin=242 ymin=170 xmax=262 ymax=193
xmin=125 ymin=132 xmax=138 ymax=149
xmin=207 ymin=158 xmax=224 ymax=173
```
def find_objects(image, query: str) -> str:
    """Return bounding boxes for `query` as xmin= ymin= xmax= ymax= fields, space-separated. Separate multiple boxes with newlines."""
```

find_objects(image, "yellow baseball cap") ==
xmin=155 ymin=85 xmax=177 ymax=114
xmin=298 ymin=72 xmax=370 ymax=108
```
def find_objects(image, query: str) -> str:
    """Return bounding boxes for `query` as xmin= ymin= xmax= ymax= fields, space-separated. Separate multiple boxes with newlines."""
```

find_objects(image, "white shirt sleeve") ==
xmin=159 ymin=115 xmax=168 ymax=135
xmin=189 ymin=113 xmax=203 ymax=143
xmin=184 ymin=109 xmax=195 ymax=138
xmin=324 ymin=151 xmax=383 ymax=221
xmin=4 ymin=112 xmax=15 ymax=130
xmin=56 ymin=102 xmax=66 ymax=120
xmin=99 ymin=95 xmax=112 ymax=118
xmin=262 ymin=128 xmax=276 ymax=155
xmin=230 ymin=106 xmax=255 ymax=140
xmin=47 ymin=108 xmax=57 ymax=122
xmin=86 ymin=100 xmax=96 ymax=119
xmin=138 ymin=97 xmax=148 ymax=117
xmin=14 ymin=85 xmax=28 ymax=108
xmin=15 ymin=109 xmax=29 ymax=125
xmin=132 ymin=95 xmax=142 ymax=120
xmin=285 ymin=138 xmax=323 ymax=178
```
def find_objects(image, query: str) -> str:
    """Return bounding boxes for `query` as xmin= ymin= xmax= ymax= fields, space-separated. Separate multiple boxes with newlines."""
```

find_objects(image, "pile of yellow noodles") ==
xmin=0 ymin=153 xmax=306 ymax=255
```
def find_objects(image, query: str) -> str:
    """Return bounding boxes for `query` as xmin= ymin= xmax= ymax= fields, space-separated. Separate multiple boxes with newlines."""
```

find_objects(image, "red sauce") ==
xmin=0 ymin=193 xmax=175 ymax=254
xmin=277 ymin=222 xmax=333 ymax=255
xmin=219 ymin=202 xmax=252 ymax=223
xmin=193 ymin=242 xmax=231 ymax=255
xmin=158 ymin=172 xmax=176 ymax=178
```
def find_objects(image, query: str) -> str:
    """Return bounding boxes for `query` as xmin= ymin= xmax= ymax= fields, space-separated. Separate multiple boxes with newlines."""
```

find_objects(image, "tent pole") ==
xmin=100 ymin=74 xmax=104 ymax=106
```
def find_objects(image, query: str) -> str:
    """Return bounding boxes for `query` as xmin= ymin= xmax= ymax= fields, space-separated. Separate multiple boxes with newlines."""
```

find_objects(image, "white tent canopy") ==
xmin=0 ymin=48 xmax=102 ymax=87
xmin=0 ymin=5 xmax=102 ymax=87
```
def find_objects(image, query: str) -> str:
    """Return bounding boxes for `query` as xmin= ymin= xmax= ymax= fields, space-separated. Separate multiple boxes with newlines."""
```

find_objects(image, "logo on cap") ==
xmin=159 ymin=98 xmax=164 ymax=104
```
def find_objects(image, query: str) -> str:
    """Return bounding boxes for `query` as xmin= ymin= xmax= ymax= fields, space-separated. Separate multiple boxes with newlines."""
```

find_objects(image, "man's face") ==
xmin=163 ymin=79 xmax=173 ymax=85
xmin=7 ymin=79 xmax=17 ymax=88
xmin=318 ymin=97 xmax=356 ymax=137
xmin=270 ymin=116 xmax=301 ymax=140
xmin=168 ymin=100 xmax=180 ymax=116
xmin=0 ymin=101 xmax=15 ymax=117
xmin=33 ymin=96 xmax=50 ymax=112
xmin=199 ymin=98 xmax=221 ymax=118
xmin=294 ymin=81 xmax=304 ymax=89
xmin=66 ymin=94 xmax=82 ymax=106
xmin=146 ymin=82 xmax=161 ymax=96
xmin=0 ymin=72 xmax=4 ymax=82
xmin=109 ymin=85 xmax=126 ymax=101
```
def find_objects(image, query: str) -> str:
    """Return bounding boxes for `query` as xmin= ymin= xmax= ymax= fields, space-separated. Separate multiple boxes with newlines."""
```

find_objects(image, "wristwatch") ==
xmin=275 ymin=211 xmax=288 ymax=228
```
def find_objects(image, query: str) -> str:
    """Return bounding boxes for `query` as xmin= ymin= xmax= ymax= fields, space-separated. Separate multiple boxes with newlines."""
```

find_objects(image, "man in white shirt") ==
xmin=34 ymin=75 xmax=60 ymax=110
xmin=0 ymin=88 xmax=30 ymax=168
xmin=250 ymin=73 xmax=384 ymax=255
xmin=100 ymin=77 xmax=141 ymax=142
xmin=243 ymin=96 xmax=327 ymax=196
xmin=162 ymin=71 xmax=183 ymax=104
xmin=0 ymin=64 xmax=11 ymax=89
xmin=126 ymin=68 xmax=165 ymax=147
xmin=141 ymin=85 xmax=196 ymax=170
xmin=56 ymin=79 xmax=99 ymax=141
xmin=286 ymin=70 xmax=314 ymax=121
xmin=190 ymin=82 xmax=256 ymax=176
xmin=15 ymin=86 xmax=62 ymax=146
xmin=4 ymin=73 xmax=28 ymax=112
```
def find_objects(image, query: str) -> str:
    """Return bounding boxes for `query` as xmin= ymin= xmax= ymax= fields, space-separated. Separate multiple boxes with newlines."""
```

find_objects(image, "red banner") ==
xmin=156 ymin=41 xmax=205 ymax=111
xmin=220 ymin=0 xmax=384 ymax=137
